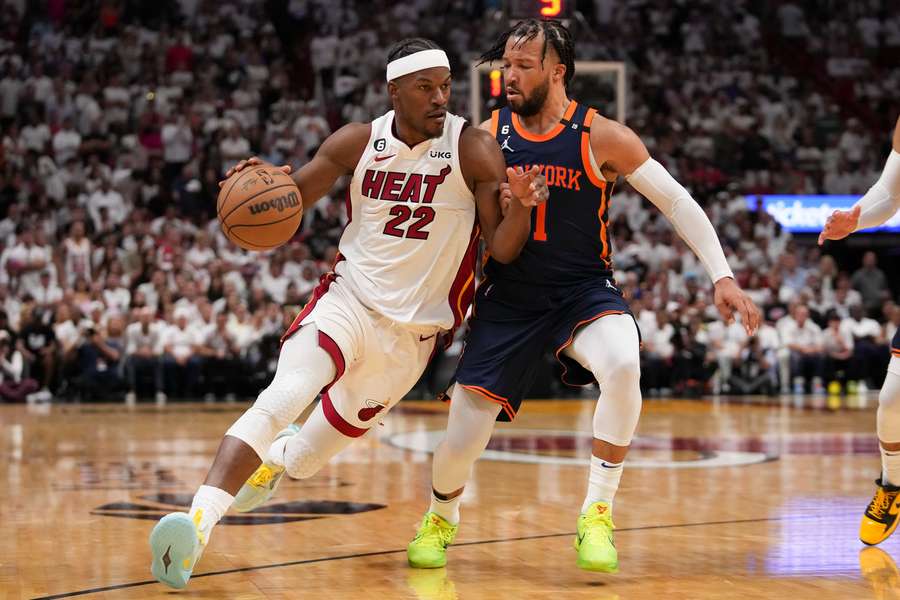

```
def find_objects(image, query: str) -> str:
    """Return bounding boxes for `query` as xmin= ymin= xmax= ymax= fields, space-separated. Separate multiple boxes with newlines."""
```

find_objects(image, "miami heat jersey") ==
xmin=335 ymin=110 xmax=479 ymax=330
xmin=485 ymin=100 xmax=614 ymax=287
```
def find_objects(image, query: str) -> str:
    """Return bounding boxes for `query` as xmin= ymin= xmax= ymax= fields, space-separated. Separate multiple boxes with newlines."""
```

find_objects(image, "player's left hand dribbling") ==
xmin=713 ymin=277 xmax=761 ymax=336
xmin=506 ymin=165 xmax=548 ymax=208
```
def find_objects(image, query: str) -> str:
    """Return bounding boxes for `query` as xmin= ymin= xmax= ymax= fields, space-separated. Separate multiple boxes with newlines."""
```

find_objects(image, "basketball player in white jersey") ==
xmin=405 ymin=19 xmax=761 ymax=573
xmin=819 ymin=115 xmax=900 ymax=545
xmin=148 ymin=39 xmax=548 ymax=589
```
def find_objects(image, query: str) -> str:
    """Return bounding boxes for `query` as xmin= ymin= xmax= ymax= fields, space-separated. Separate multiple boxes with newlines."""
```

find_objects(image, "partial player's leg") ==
xmin=233 ymin=398 xmax=360 ymax=512
xmin=149 ymin=325 xmax=336 ymax=588
xmin=563 ymin=313 xmax=642 ymax=573
xmin=407 ymin=385 xmax=501 ymax=568
xmin=862 ymin=355 xmax=900 ymax=545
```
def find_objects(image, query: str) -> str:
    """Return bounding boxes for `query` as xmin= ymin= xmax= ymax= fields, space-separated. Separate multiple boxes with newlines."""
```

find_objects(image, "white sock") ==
xmin=189 ymin=484 xmax=235 ymax=544
xmin=581 ymin=456 xmax=623 ymax=513
xmin=429 ymin=490 xmax=461 ymax=525
xmin=881 ymin=447 xmax=900 ymax=487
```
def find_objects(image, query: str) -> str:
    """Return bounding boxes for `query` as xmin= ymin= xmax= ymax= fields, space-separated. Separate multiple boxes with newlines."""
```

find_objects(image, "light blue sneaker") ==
xmin=149 ymin=512 xmax=206 ymax=589
xmin=233 ymin=424 xmax=300 ymax=512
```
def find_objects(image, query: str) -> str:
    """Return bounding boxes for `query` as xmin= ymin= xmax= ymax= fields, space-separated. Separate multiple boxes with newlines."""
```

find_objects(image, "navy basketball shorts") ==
xmin=892 ymin=327 xmax=899 ymax=360
xmin=453 ymin=278 xmax=637 ymax=422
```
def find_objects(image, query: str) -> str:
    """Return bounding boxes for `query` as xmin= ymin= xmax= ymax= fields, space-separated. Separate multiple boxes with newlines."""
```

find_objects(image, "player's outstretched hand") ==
xmin=506 ymin=165 xmax=548 ymax=208
xmin=713 ymin=277 xmax=761 ymax=336
xmin=219 ymin=157 xmax=293 ymax=187
xmin=818 ymin=205 xmax=860 ymax=245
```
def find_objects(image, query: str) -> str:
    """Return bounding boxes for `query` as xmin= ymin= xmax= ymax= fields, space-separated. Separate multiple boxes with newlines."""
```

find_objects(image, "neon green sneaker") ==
xmin=574 ymin=501 xmax=618 ymax=573
xmin=233 ymin=424 xmax=299 ymax=512
xmin=407 ymin=512 xmax=458 ymax=568
xmin=149 ymin=510 xmax=207 ymax=589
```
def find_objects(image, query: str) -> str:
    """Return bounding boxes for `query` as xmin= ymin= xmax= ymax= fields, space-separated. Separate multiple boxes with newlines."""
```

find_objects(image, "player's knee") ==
xmin=252 ymin=378 xmax=303 ymax=430
xmin=597 ymin=351 xmax=641 ymax=390
xmin=880 ymin=372 xmax=900 ymax=411
xmin=439 ymin=436 xmax=484 ymax=464
xmin=284 ymin=435 xmax=325 ymax=479
xmin=226 ymin=369 xmax=323 ymax=458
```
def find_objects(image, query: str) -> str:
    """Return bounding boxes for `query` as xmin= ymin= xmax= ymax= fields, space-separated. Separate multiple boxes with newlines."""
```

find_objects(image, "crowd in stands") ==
xmin=0 ymin=0 xmax=895 ymax=403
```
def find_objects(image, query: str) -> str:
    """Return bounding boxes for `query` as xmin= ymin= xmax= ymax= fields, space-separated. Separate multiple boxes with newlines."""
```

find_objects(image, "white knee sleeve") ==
xmin=877 ymin=360 xmax=900 ymax=443
xmin=565 ymin=314 xmax=642 ymax=447
xmin=432 ymin=384 xmax=501 ymax=494
xmin=226 ymin=326 xmax=336 ymax=459
xmin=278 ymin=401 xmax=356 ymax=479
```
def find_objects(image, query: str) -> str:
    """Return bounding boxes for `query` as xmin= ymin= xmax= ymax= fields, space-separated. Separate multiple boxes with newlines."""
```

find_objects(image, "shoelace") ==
xmin=248 ymin=464 xmax=279 ymax=488
xmin=582 ymin=512 xmax=615 ymax=540
xmin=869 ymin=488 xmax=894 ymax=520
xmin=415 ymin=517 xmax=455 ymax=548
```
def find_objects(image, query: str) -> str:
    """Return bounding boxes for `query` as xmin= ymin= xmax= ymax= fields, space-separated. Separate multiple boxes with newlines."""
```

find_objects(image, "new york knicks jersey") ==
xmin=335 ymin=110 xmax=479 ymax=330
xmin=486 ymin=100 xmax=614 ymax=287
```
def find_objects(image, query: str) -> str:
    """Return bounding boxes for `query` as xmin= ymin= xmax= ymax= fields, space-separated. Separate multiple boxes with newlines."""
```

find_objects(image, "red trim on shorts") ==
xmin=892 ymin=347 xmax=900 ymax=358
xmin=317 ymin=331 xmax=346 ymax=388
xmin=554 ymin=310 xmax=626 ymax=387
xmin=460 ymin=384 xmax=517 ymax=421
xmin=321 ymin=392 xmax=368 ymax=438
xmin=281 ymin=272 xmax=335 ymax=344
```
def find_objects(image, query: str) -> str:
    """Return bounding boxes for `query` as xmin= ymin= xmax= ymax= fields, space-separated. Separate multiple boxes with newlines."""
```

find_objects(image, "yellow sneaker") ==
xmin=861 ymin=478 xmax=900 ymax=545
xmin=407 ymin=512 xmax=458 ymax=568
xmin=233 ymin=425 xmax=299 ymax=512
xmin=574 ymin=501 xmax=618 ymax=573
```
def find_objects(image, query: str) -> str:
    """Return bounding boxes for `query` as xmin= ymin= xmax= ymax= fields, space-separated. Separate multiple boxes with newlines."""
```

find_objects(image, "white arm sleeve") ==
xmin=625 ymin=158 xmax=734 ymax=283
xmin=854 ymin=150 xmax=900 ymax=231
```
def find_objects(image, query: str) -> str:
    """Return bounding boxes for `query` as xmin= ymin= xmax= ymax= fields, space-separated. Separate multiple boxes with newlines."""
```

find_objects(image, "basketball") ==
xmin=217 ymin=163 xmax=303 ymax=251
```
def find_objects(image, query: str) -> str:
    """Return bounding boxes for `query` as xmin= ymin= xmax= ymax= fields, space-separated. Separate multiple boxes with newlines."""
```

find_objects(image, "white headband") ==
xmin=386 ymin=49 xmax=450 ymax=82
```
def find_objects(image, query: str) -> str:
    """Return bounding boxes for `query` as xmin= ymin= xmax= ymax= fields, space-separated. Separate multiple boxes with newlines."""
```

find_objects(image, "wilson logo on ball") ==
xmin=248 ymin=191 xmax=301 ymax=215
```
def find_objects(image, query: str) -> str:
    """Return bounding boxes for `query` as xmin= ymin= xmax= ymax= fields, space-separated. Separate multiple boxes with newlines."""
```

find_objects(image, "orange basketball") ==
xmin=217 ymin=164 xmax=303 ymax=251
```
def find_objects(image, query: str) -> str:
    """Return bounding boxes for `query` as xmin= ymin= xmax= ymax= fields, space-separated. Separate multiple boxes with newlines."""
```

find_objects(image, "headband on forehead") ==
xmin=385 ymin=49 xmax=450 ymax=82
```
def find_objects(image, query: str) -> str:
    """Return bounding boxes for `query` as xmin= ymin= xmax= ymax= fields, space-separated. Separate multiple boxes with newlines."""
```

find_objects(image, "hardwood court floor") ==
xmin=2 ymin=395 xmax=899 ymax=599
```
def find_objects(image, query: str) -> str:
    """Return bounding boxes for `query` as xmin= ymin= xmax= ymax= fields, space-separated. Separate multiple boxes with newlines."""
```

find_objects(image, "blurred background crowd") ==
xmin=0 ymin=0 xmax=896 ymax=403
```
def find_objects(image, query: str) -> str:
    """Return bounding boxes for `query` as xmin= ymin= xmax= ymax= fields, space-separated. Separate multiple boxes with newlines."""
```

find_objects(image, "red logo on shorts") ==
xmin=358 ymin=400 xmax=387 ymax=422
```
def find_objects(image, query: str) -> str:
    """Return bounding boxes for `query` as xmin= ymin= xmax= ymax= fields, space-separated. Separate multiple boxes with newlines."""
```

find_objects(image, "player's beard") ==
xmin=508 ymin=77 xmax=550 ymax=117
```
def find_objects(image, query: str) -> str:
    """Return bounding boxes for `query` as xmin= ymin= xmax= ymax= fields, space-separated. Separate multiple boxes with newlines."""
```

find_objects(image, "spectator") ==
xmin=841 ymin=303 xmax=888 ymax=391
xmin=75 ymin=318 xmax=125 ymax=401
xmin=851 ymin=251 xmax=889 ymax=316
xmin=17 ymin=306 xmax=56 ymax=401
xmin=52 ymin=116 xmax=82 ymax=165
xmin=219 ymin=124 xmax=250 ymax=173
xmin=258 ymin=259 xmax=290 ymax=304
xmin=124 ymin=307 xmax=166 ymax=404
xmin=0 ymin=330 xmax=38 ymax=402
xmin=197 ymin=311 xmax=241 ymax=402
xmin=822 ymin=312 xmax=854 ymax=389
xmin=779 ymin=305 xmax=825 ymax=394
xmin=161 ymin=308 xmax=202 ymax=398
xmin=161 ymin=111 xmax=194 ymax=185
xmin=729 ymin=336 xmax=776 ymax=395
xmin=62 ymin=220 xmax=92 ymax=285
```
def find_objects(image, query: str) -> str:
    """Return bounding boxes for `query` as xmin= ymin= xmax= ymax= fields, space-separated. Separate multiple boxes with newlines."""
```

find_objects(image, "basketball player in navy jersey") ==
xmin=407 ymin=19 xmax=761 ymax=573
xmin=819 ymin=115 xmax=900 ymax=545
